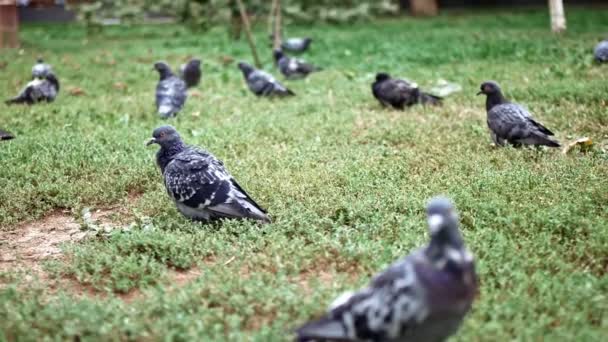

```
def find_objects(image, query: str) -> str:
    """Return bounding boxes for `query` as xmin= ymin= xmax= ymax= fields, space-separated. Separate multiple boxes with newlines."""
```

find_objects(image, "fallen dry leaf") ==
xmin=562 ymin=137 xmax=593 ymax=154
xmin=220 ymin=55 xmax=235 ymax=65
xmin=113 ymin=82 xmax=127 ymax=90
xmin=189 ymin=90 xmax=202 ymax=98
xmin=191 ymin=111 xmax=200 ymax=117
xmin=68 ymin=87 xmax=86 ymax=96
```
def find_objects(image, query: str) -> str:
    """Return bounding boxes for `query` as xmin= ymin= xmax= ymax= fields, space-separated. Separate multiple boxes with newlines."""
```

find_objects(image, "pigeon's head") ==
xmin=154 ymin=61 xmax=173 ymax=78
xmin=146 ymin=125 xmax=182 ymax=148
xmin=238 ymin=61 xmax=255 ymax=77
xmin=186 ymin=58 xmax=201 ymax=68
xmin=303 ymin=37 xmax=312 ymax=45
xmin=477 ymin=81 xmax=501 ymax=96
xmin=36 ymin=57 xmax=44 ymax=63
xmin=375 ymin=73 xmax=391 ymax=82
xmin=426 ymin=196 xmax=463 ymax=248
xmin=273 ymin=49 xmax=285 ymax=61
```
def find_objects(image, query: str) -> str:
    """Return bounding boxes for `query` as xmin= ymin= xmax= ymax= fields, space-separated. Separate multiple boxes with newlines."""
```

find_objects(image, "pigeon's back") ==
xmin=156 ymin=76 xmax=187 ymax=117
xmin=32 ymin=62 xmax=51 ymax=79
xmin=594 ymin=40 xmax=608 ymax=62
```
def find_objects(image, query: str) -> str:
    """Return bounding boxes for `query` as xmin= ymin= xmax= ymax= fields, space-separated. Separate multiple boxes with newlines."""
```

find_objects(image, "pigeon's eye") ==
xmin=159 ymin=132 xmax=166 ymax=138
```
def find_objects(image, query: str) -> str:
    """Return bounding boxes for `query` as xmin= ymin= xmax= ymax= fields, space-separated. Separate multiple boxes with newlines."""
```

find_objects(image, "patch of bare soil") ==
xmin=0 ymin=209 xmax=113 ymax=273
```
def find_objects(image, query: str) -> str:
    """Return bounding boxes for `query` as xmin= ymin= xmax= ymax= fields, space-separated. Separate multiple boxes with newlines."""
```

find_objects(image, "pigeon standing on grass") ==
xmin=281 ymin=37 xmax=313 ymax=53
xmin=274 ymin=49 xmax=321 ymax=79
xmin=180 ymin=58 xmax=202 ymax=88
xmin=0 ymin=129 xmax=14 ymax=141
xmin=593 ymin=39 xmax=608 ymax=63
xmin=295 ymin=197 xmax=477 ymax=342
xmin=154 ymin=62 xmax=187 ymax=118
xmin=237 ymin=62 xmax=294 ymax=97
xmin=5 ymin=73 xmax=60 ymax=105
xmin=31 ymin=58 xmax=52 ymax=79
xmin=478 ymin=81 xmax=560 ymax=147
xmin=146 ymin=125 xmax=271 ymax=223
xmin=372 ymin=73 xmax=442 ymax=109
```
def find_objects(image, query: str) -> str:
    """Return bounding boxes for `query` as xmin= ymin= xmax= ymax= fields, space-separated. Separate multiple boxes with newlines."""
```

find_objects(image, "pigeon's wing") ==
xmin=5 ymin=79 xmax=42 ymax=105
xmin=594 ymin=41 xmax=608 ymax=62
xmin=0 ymin=129 xmax=14 ymax=140
xmin=249 ymin=70 xmax=294 ymax=96
xmin=296 ymin=257 xmax=427 ymax=341
xmin=156 ymin=77 xmax=187 ymax=117
xmin=294 ymin=59 xmax=319 ymax=74
xmin=419 ymin=92 xmax=442 ymax=106
xmin=375 ymin=79 xmax=417 ymax=108
xmin=488 ymin=104 xmax=559 ymax=147
xmin=164 ymin=149 xmax=269 ymax=222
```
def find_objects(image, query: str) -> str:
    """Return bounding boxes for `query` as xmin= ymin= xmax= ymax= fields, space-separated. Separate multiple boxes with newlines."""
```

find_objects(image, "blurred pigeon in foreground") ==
xmin=295 ymin=197 xmax=477 ymax=342
xmin=180 ymin=58 xmax=202 ymax=88
xmin=237 ymin=62 xmax=294 ymax=97
xmin=281 ymin=37 xmax=313 ymax=53
xmin=5 ymin=73 xmax=60 ymax=105
xmin=0 ymin=129 xmax=14 ymax=140
xmin=274 ymin=49 xmax=321 ymax=79
xmin=32 ymin=58 xmax=52 ymax=79
xmin=594 ymin=40 xmax=608 ymax=63
xmin=147 ymin=125 xmax=270 ymax=223
xmin=372 ymin=73 xmax=442 ymax=109
xmin=478 ymin=81 xmax=560 ymax=147
xmin=154 ymin=62 xmax=187 ymax=118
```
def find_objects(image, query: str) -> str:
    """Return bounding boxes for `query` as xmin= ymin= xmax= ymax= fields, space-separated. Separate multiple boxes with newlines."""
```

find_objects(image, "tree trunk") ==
xmin=0 ymin=2 xmax=19 ymax=48
xmin=409 ymin=0 xmax=438 ymax=17
xmin=235 ymin=0 xmax=262 ymax=68
xmin=549 ymin=0 xmax=566 ymax=33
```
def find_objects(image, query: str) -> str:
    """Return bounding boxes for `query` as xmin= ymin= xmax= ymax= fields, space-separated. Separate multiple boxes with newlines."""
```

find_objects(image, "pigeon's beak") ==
xmin=145 ymin=138 xmax=157 ymax=146
xmin=476 ymin=91 xmax=483 ymax=96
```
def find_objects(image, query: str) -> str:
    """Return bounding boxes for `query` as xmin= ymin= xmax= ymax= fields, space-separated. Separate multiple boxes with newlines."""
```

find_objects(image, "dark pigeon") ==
xmin=237 ymin=62 xmax=294 ymax=97
xmin=154 ymin=61 xmax=187 ymax=118
xmin=0 ymin=128 xmax=14 ymax=141
xmin=295 ymin=196 xmax=477 ymax=342
xmin=478 ymin=81 xmax=560 ymax=148
xmin=281 ymin=37 xmax=312 ymax=53
xmin=5 ymin=73 xmax=60 ymax=105
xmin=180 ymin=58 xmax=202 ymax=88
xmin=32 ymin=58 xmax=52 ymax=79
xmin=273 ymin=49 xmax=321 ymax=79
xmin=147 ymin=125 xmax=271 ymax=223
xmin=372 ymin=73 xmax=442 ymax=110
xmin=594 ymin=40 xmax=608 ymax=63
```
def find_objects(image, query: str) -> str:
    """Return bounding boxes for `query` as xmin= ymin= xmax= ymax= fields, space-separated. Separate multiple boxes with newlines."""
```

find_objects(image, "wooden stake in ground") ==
xmin=549 ymin=0 xmax=566 ymax=33
xmin=0 ymin=1 xmax=19 ymax=48
xmin=268 ymin=0 xmax=278 ymax=37
xmin=236 ymin=0 xmax=262 ymax=68
xmin=272 ymin=0 xmax=282 ymax=51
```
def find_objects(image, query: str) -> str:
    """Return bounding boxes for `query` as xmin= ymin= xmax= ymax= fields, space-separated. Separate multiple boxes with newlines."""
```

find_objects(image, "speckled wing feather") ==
xmin=156 ymin=76 xmax=187 ymax=118
xmin=163 ymin=148 xmax=269 ymax=222
xmin=248 ymin=70 xmax=294 ymax=97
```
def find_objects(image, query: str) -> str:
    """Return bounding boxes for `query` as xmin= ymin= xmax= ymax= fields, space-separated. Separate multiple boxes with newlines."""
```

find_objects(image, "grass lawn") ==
xmin=1 ymin=7 xmax=607 ymax=341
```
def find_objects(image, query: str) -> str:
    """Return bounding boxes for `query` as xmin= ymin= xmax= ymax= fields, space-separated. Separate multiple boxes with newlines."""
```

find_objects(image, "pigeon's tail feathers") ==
xmin=522 ymin=134 xmax=561 ymax=147
xmin=420 ymin=92 xmax=443 ymax=106
xmin=527 ymin=118 xmax=554 ymax=136
xmin=0 ymin=129 xmax=14 ymax=140
xmin=5 ymin=95 xmax=27 ymax=105
xmin=295 ymin=316 xmax=349 ymax=342
xmin=206 ymin=202 xmax=271 ymax=224
xmin=282 ymin=88 xmax=296 ymax=96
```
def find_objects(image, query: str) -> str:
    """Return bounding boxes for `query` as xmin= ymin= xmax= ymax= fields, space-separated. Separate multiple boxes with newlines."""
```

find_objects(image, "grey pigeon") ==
xmin=0 ymin=128 xmax=14 ymax=140
xmin=478 ymin=81 xmax=560 ymax=147
xmin=281 ymin=37 xmax=312 ymax=53
xmin=147 ymin=125 xmax=271 ymax=223
xmin=593 ymin=40 xmax=608 ymax=63
xmin=179 ymin=58 xmax=202 ymax=88
xmin=31 ymin=58 xmax=52 ymax=79
xmin=154 ymin=61 xmax=187 ymax=118
xmin=237 ymin=62 xmax=294 ymax=97
xmin=274 ymin=49 xmax=321 ymax=79
xmin=295 ymin=196 xmax=477 ymax=342
xmin=5 ymin=73 xmax=60 ymax=105
xmin=372 ymin=73 xmax=442 ymax=110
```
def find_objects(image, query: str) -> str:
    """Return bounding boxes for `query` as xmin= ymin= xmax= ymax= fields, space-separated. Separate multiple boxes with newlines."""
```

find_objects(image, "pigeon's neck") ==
xmin=159 ymin=70 xmax=174 ymax=81
xmin=157 ymin=141 xmax=186 ymax=172
xmin=486 ymin=92 xmax=508 ymax=111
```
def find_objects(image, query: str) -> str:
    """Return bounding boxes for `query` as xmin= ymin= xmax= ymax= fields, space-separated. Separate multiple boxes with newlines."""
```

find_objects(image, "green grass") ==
xmin=1 ymin=8 xmax=608 ymax=341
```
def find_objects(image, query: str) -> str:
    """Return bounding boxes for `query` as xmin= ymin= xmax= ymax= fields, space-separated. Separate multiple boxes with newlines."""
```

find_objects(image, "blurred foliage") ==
xmin=70 ymin=0 xmax=400 ymax=33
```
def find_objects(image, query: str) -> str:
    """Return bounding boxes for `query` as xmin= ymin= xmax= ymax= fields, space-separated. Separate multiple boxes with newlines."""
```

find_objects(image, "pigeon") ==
xmin=295 ymin=196 xmax=477 ymax=342
xmin=273 ymin=49 xmax=321 ymax=79
xmin=593 ymin=40 xmax=608 ymax=63
xmin=154 ymin=61 xmax=187 ymax=118
xmin=281 ymin=37 xmax=313 ymax=53
xmin=146 ymin=125 xmax=271 ymax=223
xmin=372 ymin=73 xmax=442 ymax=110
xmin=237 ymin=62 xmax=295 ymax=97
xmin=180 ymin=58 xmax=202 ymax=88
xmin=5 ymin=73 xmax=60 ymax=105
xmin=478 ymin=81 xmax=560 ymax=148
xmin=0 ymin=129 xmax=14 ymax=140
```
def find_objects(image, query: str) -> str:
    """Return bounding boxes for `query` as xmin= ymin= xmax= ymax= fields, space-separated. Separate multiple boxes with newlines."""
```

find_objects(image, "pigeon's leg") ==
xmin=490 ymin=132 xmax=505 ymax=147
